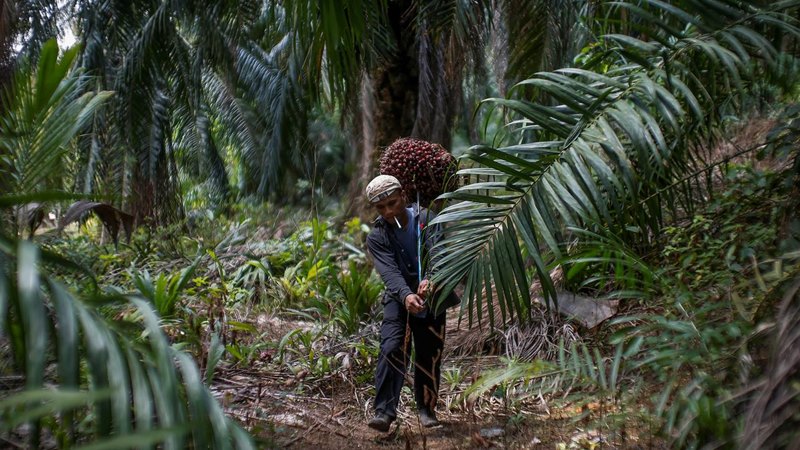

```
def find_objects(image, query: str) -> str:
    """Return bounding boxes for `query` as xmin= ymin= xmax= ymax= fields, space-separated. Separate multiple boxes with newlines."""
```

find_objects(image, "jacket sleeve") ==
xmin=367 ymin=231 xmax=414 ymax=304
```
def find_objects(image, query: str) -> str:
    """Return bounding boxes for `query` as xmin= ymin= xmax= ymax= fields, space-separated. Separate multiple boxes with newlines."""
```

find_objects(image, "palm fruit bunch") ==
xmin=379 ymin=137 xmax=458 ymax=206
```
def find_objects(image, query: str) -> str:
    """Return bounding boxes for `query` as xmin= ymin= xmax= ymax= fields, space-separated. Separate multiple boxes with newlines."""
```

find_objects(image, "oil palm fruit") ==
xmin=379 ymin=137 xmax=458 ymax=206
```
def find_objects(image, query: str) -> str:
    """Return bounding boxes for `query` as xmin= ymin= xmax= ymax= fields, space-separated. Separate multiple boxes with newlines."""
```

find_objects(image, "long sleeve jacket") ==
xmin=366 ymin=206 xmax=460 ymax=317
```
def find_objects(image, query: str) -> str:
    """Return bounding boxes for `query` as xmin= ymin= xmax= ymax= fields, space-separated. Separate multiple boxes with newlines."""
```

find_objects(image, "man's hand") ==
xmin=417 ymin=279 xmax=433 ymax=299
xmin=404 ymin=294 xmax=426 ymax=314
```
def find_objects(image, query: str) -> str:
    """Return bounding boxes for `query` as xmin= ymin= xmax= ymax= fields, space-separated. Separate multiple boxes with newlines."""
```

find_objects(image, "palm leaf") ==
xmin=0 ymin=238 xmax=254 ymax=449
xmin=429 ymin=0 xmax=800 ymax=326
xmin=0 ymin=39 xmax=111 ymax=206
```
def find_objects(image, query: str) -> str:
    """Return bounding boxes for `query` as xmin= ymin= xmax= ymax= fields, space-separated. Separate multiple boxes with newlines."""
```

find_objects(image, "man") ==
xmin=364 ymin=174 xmax=459 ymax=432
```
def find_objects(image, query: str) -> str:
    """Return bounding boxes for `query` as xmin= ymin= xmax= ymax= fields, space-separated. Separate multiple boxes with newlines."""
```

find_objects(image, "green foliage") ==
xmin=234 ymin=217 xmax=381 ymax=334
xmin=130 ymin=256 xmax=201 ymax=317
xmin=232 ymin=259 xmax=271 ymax=304
xmin=561 ymin=227 xmax=660 ymax=298
xmin=0 ymin=39 xmax=110 ymax=234
xmin=276 ymin=325 xmax=347 ymax=381
xmin=465 ymin=338 xmax=638 ymax=429
xmin=0 ymin=235 xmax=253 ymax=448
xmin=462 ymin=154 xmax=800 ymax=447
xmin=429 ymin=0 xmax=800 ymax=326
xmin=662 ymin=164 xmax=798 ymax=297
xmin=331 ymin=260 xmax=383 ymax=334
xmin=205 ymin=331 xmax=225 ymax=385
xmin=275 ymin=323 xmax=380 ymax=385
xmin=223 ymin=324 xmax=272 ymax=368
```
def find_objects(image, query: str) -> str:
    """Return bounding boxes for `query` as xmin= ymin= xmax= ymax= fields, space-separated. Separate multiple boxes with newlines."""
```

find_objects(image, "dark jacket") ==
xmin=366 ymin=205 xmax=460 ymax=317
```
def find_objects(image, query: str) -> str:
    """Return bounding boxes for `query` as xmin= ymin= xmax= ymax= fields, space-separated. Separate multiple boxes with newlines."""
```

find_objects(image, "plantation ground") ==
xmin=209 ymin=313 xmax=663 ymax=449
xmin=217 ymin=369 xmax=634 ymax=449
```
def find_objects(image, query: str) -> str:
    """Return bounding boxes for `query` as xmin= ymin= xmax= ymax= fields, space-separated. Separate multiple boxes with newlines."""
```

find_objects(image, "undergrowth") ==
xmin=464 ymin=160 xmax=800 ymax=448
xmin=7 ymin=155 xmax=798 ymax=449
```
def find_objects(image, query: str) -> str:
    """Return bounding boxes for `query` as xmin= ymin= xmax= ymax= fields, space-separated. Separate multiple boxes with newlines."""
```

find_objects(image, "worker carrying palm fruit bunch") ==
xmin=379 ymin=137 xmax=459 ymax=211
xmin=365 ymin=137 xmax=460 ymax=432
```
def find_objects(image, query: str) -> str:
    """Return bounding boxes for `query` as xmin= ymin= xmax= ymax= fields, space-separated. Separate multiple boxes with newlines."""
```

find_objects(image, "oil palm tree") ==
xmin=0 ymin=231 xmax=254 ymax=448
xmin=427 ymin=0 xmax=800 ymax=324
xmin=0 ymin=40 xmax=253 ymax=449
xmin=69 ymin=0 xmax=267 ymax=224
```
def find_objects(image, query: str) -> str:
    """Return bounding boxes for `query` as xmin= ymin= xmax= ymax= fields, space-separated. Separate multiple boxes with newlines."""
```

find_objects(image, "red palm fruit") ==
xmin=379 ymin=137 xmax=458 ymax=206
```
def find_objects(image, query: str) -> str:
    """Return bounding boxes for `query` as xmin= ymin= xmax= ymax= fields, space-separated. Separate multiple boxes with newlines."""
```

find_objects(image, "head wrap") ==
xmin=365 ymin=175 xmax=402 ymax=203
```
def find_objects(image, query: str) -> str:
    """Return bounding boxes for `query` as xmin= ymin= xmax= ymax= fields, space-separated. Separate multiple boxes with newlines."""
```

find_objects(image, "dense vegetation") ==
xmin=2 ymin=0 xmax=799 ymax=448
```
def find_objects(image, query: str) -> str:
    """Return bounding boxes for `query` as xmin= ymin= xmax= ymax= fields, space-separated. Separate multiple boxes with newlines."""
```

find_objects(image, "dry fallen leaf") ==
xmin=471 ymin=432 xmax=493 ymax=448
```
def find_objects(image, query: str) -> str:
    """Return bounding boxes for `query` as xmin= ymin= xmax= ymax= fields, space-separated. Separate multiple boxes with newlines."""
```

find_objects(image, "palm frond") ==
xmin=504 ymin=0 xmax=588 ymax=85
xmin=11 ymin=0 xmax=61 ymax=59
xmin=230 ymin=37 xmax=313 ymax=199
xmin=281 ymin=0 xmax=391 ymax=101
xmin=0 ymin=40 xmax=111 ymax=232
xmin=417 ymin=0 xmax=491 ymax=42
xmin=464 ymin=339 xmax=634 ymax=406
xmin=741 ymin=273 xmax=800 ymax=449
xmin=66 ymin=0 xmax=276 ymax=218
xmin=0 ymin=234 xmax=254 ymax=449
xmin=429 ymin=0 xmax=800 ymax=325
xmin=412 ymin=0 xmax=492 ymax=146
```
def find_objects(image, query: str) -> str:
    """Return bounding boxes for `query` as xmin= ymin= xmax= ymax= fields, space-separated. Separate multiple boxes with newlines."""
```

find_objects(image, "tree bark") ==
xmin=348 ymin=0 xmax=465 ymax=219
xmin=0 ymin=0 xmax=14 ymax=93
xmin=348 ymin=0 xmax=419 ymax=219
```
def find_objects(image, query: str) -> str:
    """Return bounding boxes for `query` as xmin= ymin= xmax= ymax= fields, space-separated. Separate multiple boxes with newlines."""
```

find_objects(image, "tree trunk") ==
xmin=0 ymin=0 xmax=15 ymax=225
xmin=348 ymin=0 xmax=419 ymax=219
xmin=0 ymin=0 xmax=14 ymax=92
xmin=348 ymin=0 xmax=464 ymax=219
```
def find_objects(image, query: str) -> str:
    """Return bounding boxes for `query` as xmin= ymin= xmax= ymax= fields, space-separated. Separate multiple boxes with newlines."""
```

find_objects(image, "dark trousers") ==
xmin=373 ymin=299 xmax=446 ymax=419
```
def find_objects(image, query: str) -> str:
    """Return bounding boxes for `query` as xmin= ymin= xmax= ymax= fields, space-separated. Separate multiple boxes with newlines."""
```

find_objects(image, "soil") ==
xmin=221 ymin=377 xmax=661 ymax=449
xmin=214 ymin=351 xmax=661 ymax=450
xmin=212 ymin=301 xmax=665 ymax=449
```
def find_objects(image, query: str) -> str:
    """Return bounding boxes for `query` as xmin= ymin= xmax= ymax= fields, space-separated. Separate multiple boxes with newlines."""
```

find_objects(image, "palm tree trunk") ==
xmin=349 ymin=0 xmax=465 ymax=217
xmin=348 ymin=0 xmax=419 ymax=217
xmin=372 ymin=0 xmax=419 ymax=148
xmin=0 ymin=0 xmax=14 ymax=92
xmin=0 ymin=0 xmax=14 ymax=231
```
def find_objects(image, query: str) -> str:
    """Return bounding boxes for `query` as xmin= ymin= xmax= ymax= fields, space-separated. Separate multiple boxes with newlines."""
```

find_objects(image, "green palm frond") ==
xmin=68 ymin=0 xmax=353 ymax=209
xmin=0 ymin=234 xmax=254 ymax=449
xmin=235 ymin=39 xmax=310 ymax=198
xmin=429 ymin=0 xmax=800 ymax=325
xmin=0 ymin=40 xmax=111 ymax=233
xmin=67 ymin=0 xmax=273 ymax=218
xmin=417 ymin=0 xmax=492 ymax=42
xmin=504 ymin=0 xmax=589 ymax=85
xmin=10 ymin=0 xmax=61 ymax=59
xmin=412 ymin=0 xmax=493 ymax=146
xmin=281 ymin=0 xmax=392 ymax=101
xmin=464 ymin=339 xmax=635 ymax=406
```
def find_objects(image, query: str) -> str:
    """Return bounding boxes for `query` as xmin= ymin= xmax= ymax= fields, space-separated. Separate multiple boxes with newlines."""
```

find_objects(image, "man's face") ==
xmin=372 ymin=190 xmax=406 ymax=224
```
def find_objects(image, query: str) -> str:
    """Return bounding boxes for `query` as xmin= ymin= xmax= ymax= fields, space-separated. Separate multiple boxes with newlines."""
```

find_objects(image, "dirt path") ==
xmin=215 ymin=367 xmax=656 ymax=449
xmin=234 ymin=386 xmax=561 ymax=449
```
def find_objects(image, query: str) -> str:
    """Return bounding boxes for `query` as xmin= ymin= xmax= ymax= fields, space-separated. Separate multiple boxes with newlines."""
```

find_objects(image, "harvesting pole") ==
xmin=417 ymin=189 xmax=424 ymax=308
xmin=416 ymin=189 xmax=422 ymax=286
